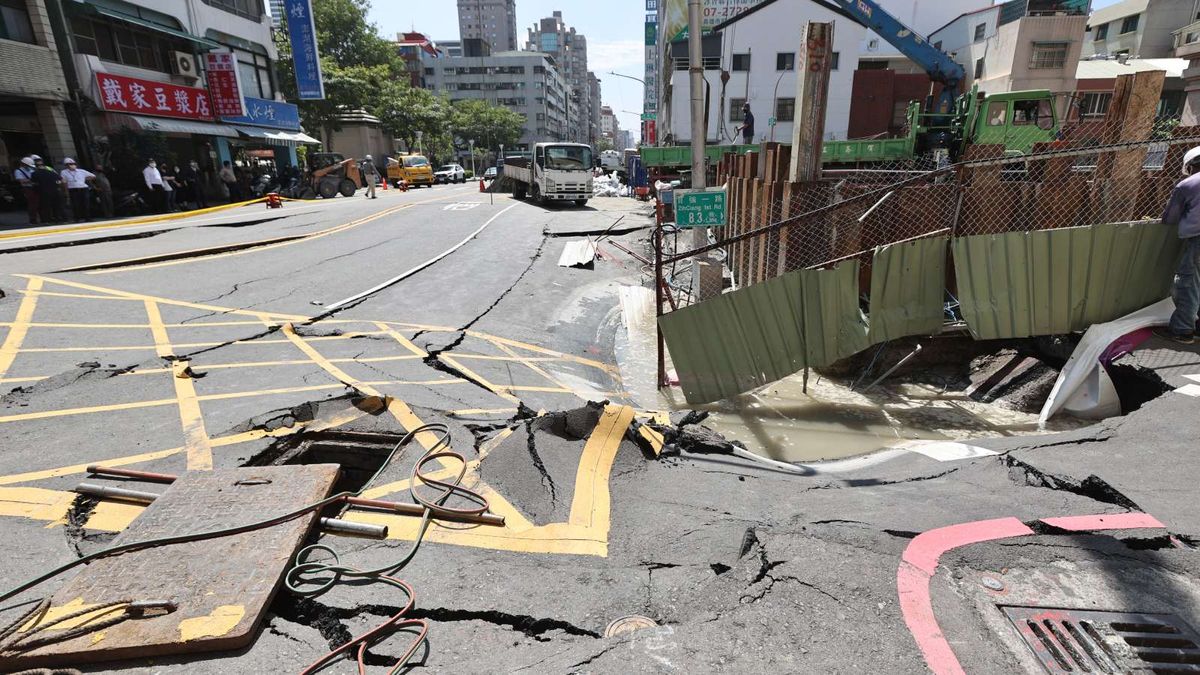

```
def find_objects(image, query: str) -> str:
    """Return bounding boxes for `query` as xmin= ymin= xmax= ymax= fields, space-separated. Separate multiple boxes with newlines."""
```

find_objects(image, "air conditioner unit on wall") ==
xmin=172 ymin=51 xmax=197 ymax=79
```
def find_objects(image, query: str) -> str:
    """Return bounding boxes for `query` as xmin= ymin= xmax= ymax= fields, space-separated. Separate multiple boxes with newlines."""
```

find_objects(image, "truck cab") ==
xmin=505 ymin=143 xmax=594 ymax=206
xmin=962 ymin=89 xmax=1060 ymax=155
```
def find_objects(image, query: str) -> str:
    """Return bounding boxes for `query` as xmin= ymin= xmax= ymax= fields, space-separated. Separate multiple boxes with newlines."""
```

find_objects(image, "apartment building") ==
xmin=1086 ymin=0 xmax=1198 ymax=59
xmin=426 ymin=51 xmax=570 ymax=149
xmin=457 ymin=0 xmax=517 ymax=52
xmin=0 ymin=0 xmax=76 ymax=171
xmin=526 ymin=11 xmax=599 ymax=145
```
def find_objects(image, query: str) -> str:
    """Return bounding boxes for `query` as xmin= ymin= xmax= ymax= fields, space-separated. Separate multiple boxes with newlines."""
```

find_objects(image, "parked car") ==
xmin=483 ymin=166 xmax=498 ymax=180
xmin=434 ymin=164 xmax=466 ymax=184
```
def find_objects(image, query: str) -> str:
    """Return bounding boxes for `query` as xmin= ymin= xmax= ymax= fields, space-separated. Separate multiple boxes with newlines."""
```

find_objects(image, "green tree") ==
xmin=450 ymin=100 xmax=525 ymax=153
xmin=596 ymin=137 xmax=615 ymax=152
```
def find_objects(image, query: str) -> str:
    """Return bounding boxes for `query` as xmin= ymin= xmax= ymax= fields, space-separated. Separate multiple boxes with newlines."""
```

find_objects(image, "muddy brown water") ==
xmin=658 ymin=372 xmax=1090 ymax=463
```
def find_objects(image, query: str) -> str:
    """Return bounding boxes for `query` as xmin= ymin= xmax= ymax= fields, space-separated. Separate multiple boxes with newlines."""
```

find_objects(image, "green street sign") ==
xmin=675 ymin=187 xmax=727 ymax=227
xmin=641 ymin=112 xmax=656 ymax=121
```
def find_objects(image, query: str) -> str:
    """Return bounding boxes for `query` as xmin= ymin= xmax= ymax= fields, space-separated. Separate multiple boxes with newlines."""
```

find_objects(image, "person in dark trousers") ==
xmin=178 ymin=160 xmax=204 ymax=209
xmin=60 ymin=158 xmax=95 ymax=222
xmin=93 ymin=168 xmax=113 ymax=219
xmin=1158 ymin=146 xmax=1200 ymax=344
xmin=143 ymin=158 xmax=165 ymax=213
xmin=737 ymin=103 xmax=755 ymax=144
xmin=219 ymin=160 xmax=240 ymax=202
xmin=161 ymin=161 xmax=178 ymax=212
xmin=361 ymin=154 xmax=378 ymax=198
xmin=30 ymin=156 xmax=63 ymax=224
xmin=14 ymin=157 xmax=39 ymax=225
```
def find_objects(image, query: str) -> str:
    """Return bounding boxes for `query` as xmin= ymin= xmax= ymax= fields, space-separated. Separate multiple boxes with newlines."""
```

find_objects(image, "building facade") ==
xmin=425 ymin=51 xmax=570 ymax=150
xmin=858 ymin=0 xmax=991 ymax=72
xmin=1175 ymin=16 xmax=1200 ymax=125
xmin=1085 ymin=0 xmax=1197 ymax=59
xmin=457 ymin=0 xmax=517 ymax=52
xmin=930 ymin=0 xmax=1088 ymax=105
xmin=0 ymin=0 xmax=76 ymax=177
xmin=525 ymin=11 xmax=598 ymax=145
xmin=658 ymin=0 xmax=865 ymax=145
xmin=395 ymin=31 xmax=440 ymax=88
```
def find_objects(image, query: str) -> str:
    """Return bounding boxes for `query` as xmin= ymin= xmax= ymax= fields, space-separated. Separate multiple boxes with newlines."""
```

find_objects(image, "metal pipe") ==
xmin=318 ymin=517 xmax=388 ymax=539
xmin=859 ymin=343 xmax=923 ymax=392
xmin=87 ymin=465 xmax=178 ymax=484
xmin=857 ymin=190 xmax=895 ymax=224
xmin=655 ymin=223 xmax=667 ymax=389
xmin=75 ymin=482 xmax=159 ymax=504
xmin=344 ymin=496 xmax=506 ymax=527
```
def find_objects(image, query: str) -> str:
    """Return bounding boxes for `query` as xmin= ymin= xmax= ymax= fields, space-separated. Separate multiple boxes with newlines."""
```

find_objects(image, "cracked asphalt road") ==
xmin=0 ymin=186 xmax=1198 ymax=673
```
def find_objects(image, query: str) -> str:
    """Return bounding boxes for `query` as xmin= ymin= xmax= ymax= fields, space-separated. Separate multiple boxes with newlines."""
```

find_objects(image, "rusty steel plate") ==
xmin=6 ymin=465 xmax=339 ymax=669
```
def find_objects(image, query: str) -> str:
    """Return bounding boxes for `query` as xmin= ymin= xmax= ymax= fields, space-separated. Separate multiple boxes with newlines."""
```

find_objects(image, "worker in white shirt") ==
xmin=61 ymin=158 xmax=95 ymax=222
xmin=143 ymin=158 xmax=165 ymax=213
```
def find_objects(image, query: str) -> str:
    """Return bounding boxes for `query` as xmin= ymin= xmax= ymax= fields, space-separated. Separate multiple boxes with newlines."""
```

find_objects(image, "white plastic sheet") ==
xmin=593 ymin=171 xmax=626 ymax=197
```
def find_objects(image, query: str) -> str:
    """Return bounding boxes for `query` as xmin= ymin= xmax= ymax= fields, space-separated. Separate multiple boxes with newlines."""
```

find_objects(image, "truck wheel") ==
xmin=575 ymin=199 xmax=588 ymax=207
xmin=514 ymin=184 xmax=527 ymax=199
xmin=299 ymin=187 xmax=316 ymax=200
xmin=531 ymin=184 xmax=542 ymax=205
xmin=339 ymin=179 xmax=357 ymax=197
xmin=318 ymin=179 xmax=338 ymax=199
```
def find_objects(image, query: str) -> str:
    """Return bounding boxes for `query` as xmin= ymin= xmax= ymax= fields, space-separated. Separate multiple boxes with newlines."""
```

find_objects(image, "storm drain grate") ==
xmin=1001 ymin=605 xmax=1200 ymax=674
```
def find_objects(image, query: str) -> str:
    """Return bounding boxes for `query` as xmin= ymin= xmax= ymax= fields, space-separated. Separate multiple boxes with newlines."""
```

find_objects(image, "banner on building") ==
xmin=94 ymin=73 xmax=213 ymax=121
xmin=282 ymin=0 xmax=325 ymax=99
xmin=204 ymin=51 xmax=246 ymax=117
xmin=660 ymin=0 xmax=769 ymax=42
xmin=221 ymin=97 xmax=302 ymax=131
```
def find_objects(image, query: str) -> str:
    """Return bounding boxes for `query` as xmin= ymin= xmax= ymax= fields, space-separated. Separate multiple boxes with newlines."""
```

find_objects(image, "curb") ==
xmin=0 ymin=198 xmax=269 ymax=242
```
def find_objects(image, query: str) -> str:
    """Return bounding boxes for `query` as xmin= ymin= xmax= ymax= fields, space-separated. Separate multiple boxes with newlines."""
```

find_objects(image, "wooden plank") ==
xmin=1094 ymin=71 xmax=1166 ymax=222
xmin=9 ymin=465 xmax=339 ymax=669
xmin=959 ymin=144 xmax=1014 ymax=235
xmin=789 ymin=21 xmax=834 ymax=182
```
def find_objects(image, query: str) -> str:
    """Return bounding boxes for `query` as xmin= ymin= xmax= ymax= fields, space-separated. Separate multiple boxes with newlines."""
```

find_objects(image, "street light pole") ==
xmin=469 ymin=139 xmax=475 ymax=178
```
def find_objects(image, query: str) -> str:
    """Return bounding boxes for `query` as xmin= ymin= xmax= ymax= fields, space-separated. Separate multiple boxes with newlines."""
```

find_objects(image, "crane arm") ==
xmin=822 ymin=0 xmax=965 ymax=90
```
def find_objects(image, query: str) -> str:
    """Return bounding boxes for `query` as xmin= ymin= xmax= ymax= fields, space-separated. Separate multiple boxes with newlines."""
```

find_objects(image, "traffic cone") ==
xmin=381 ymin=177 xmax=388 ymax=191
xmin=479 ymin=178 xmax=485 ymax=192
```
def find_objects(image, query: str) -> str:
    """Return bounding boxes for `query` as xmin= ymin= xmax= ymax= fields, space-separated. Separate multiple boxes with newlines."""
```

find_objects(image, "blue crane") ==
xmin=823 ymin=0 xmax=965 ymax=114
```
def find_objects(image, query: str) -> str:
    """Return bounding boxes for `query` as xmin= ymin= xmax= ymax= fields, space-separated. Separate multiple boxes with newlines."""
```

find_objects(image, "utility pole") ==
xmin=686 ymin=0 xmax=716 ymax=299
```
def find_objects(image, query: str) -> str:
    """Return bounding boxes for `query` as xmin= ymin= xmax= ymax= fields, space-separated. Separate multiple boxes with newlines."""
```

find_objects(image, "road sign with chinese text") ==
xmin=282 ymin=0 xmax=325 ymax=99
xmin=204 ymin=51 xmax=246 ymax=117
xmin=675 ymin=187 xmax=727 ymax=227
xmin=93 ymin=73 xmax=213 ymax=121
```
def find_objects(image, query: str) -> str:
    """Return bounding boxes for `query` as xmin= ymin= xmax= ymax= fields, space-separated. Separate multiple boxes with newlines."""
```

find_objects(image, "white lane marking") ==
xmin=443 ymin=202 xmax=480 ymax=211
xmin=892 ymin=440 xmax=999 ymax=462
xmin=323 ymin=202 xmax=521 ymax=310
xmin=1184 ymin=374 xmax=1200 ymax=384
xmin=1177 ymin=383 xmax=1200 ymax=397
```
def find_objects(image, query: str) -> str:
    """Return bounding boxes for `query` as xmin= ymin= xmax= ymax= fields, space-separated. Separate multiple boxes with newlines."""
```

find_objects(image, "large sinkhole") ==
xmin=245 ymin=431 xmax=404 ymax=494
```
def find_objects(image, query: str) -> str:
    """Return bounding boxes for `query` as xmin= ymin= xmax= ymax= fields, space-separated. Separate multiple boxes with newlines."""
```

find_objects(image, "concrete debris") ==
xmin=966 ymin=349 xmax=1060 ymax=413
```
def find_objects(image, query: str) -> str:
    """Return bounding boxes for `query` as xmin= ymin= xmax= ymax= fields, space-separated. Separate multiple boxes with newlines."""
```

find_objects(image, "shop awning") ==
xmin=73 ymin=4 xmax=223 ymax=51
xmin=232 ymin=125 xmax=322 ymax=146
xmin=127 ymin=115 xmax=239 ymax=137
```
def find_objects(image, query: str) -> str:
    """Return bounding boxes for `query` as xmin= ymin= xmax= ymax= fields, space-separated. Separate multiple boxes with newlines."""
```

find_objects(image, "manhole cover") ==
xmin=604 ymin=614 xmax=657 ymax=637
xmin=1001 ymin=605 xmax=1200 ymax=673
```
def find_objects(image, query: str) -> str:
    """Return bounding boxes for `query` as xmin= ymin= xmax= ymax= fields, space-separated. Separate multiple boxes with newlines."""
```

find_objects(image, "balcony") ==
xmin=1174 ymin=20 xmax=1200 ymax=59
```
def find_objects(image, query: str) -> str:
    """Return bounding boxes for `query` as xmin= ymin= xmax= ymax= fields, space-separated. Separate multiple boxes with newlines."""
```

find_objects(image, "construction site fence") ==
xmin=653 ymin=122 xmax=1198 ymax=403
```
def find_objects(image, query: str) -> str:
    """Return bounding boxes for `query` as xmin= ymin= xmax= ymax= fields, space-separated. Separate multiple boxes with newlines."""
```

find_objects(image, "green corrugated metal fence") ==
xmin=953 ymin=221 xmax=1180 ymax=340
xmin=867 ymin=236 xmax=949 ymax=344
xmin=659 ymin=262 xmax=867 ymax=404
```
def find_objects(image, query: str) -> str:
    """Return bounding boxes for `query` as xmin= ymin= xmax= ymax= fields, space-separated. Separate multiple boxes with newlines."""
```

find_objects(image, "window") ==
xmin=1079 ymin=92 xmax=1111 ymax=118
xmin=0 ymin=0 xmax=35 ymax=44
xmin=973 ymin=23 xmax=986 ymax=42
xmin=1012 ymin=99 xmax=1054 ymax=130
xmin=730 ymin=97 xmax=746 ymax=122
xmin=933 ymin=41 xmax=942 ymax=51
xmin=974 ymin=57 xmax=984 ymax=79
xmin=201 ymin=0 xmax=263 ymax=22
xmin=986 ymin=101 xmax=1007 ymax=126
xmin=1120 ymin=14 xmax=1139 ymax=34
xmin=72 ymin=17 xmax=185 ymax=71
xmin=732 ymin=53 xmax=751 ymax=71
xmin=775 ymin=97 xmax=795 ymax=122
xmin=776 ymin=52 xmax=794 ymax=71
xmin=831 ymin=52 xmax=840 ymax=70
xmin=859 ymin=60 xmax=888 ymax=70
xmin=1029 ymin=42 xmax=1068 ymax=69
xmin=1093 ymin=22 xmax=1108 ymax=40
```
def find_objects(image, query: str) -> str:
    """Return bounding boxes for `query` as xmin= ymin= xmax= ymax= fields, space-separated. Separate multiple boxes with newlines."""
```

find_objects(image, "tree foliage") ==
xmin=275 ymin=0 xmax=533 ymax=161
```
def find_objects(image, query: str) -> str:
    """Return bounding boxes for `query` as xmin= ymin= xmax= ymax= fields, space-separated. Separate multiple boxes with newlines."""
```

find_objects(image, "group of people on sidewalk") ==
xmin=13 ymin=155 xmax=111 ymax=226
xmin=139 ymin=158 xmax=211 ymax=214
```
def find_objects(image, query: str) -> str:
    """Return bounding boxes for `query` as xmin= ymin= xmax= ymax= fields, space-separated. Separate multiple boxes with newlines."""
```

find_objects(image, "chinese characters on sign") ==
xmin=282 ymin=0 xmax=326 ymax=99
xmin=95 ymin=73 xmax=213 ymax=121
xmin=675 ymin=188 xmax=727 ymax=227
xmin=221 ymin=97 xmax=302 ymax=131
xmin=204 ymin=51 xmax=246 ymax=117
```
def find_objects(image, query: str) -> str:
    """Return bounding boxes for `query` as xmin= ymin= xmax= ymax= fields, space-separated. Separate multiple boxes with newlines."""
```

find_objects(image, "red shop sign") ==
xmin=204 ymin=51 xmax=246 ymax=117
xmin=95 ymin=72 xmax=214 ymax=121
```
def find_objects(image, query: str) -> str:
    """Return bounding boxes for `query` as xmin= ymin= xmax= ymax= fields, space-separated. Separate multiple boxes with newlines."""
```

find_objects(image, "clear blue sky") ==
xmin=364 ymin=0 xmax=1125 ymax=142
xmin=367 ymin=0 xmax=646 ymax=140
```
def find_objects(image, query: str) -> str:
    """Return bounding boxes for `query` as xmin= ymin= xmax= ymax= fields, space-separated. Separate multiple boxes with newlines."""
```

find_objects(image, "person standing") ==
xmin=361 ymin=154 xmax=378 ymax=199
xmin=14 ymin=157 xmax=39 ymax=225
xmin=143 ymin=158 xmax=165 ymax=213
xmin=93 ymin=168 xmax=113 ymax=219
xmin=219 ymin=160 xmax=239 ymax=202
xmin=1158 ymin=147 xmax=1200 ymax=344
xmin=30 ymin=156 xmax=63 ymax=224
xmin=60 ymin=158 xmax=95 ymax=222
xmin=178 ymin=160 xmax=202 ymax=209
xmin=737 ymin=103 xmax=755 ymax=145
xmin=161 ymin=161 xmax=178 ymax=212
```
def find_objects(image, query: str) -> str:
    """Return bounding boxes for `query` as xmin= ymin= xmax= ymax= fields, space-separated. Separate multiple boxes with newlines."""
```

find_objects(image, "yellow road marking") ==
xmin=569 ymin=405 xmax=636 ymax=528
xmin=14 ymin=331 xmax=389 ymax=353
xmin=0 ymin=354 xmax=425 ymax=385
xmin=0 ymin=276 xmax=41 ymax=380
xmin=0 ymin=198 xmax=268 ymax=242
xmin=80 ymin=203 xmax=413 ymax=274
xmin=145 ymin=300 xmax=212 ymax=470
xmin=439 ymin=354 xmax=521 ymax=403
xmin=372 ymin=322 xmax=428 ymax=357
